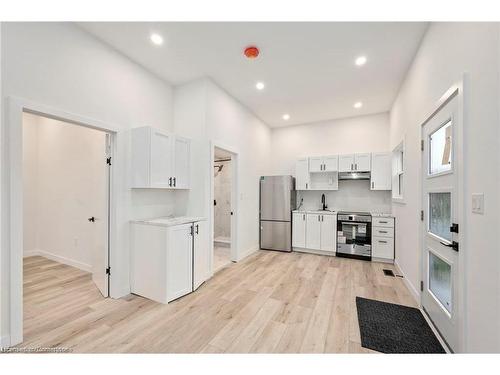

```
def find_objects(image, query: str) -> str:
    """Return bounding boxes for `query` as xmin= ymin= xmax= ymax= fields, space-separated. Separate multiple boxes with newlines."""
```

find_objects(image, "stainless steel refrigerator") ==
xmin=259 ymin=176 xmax=296 ymax=252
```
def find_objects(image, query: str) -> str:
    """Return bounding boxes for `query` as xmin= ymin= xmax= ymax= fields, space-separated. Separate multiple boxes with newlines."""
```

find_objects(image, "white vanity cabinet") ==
xmin=131 ymin=126 xmax=190 ymax=189
xmin=130 ymin=218 xmax=209 ymax=304
xmin=293 ymin=211 xmax=336 ymax=254
xmin=370 ymin=152 xmax=392 ymax=191
xmin=371 ymin=216 xmax=395 ymax=262
xmin=338 ymin=153 xmax=371 ymax=172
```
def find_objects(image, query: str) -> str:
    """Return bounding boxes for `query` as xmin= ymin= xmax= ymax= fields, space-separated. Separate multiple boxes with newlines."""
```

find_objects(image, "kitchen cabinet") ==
xmin=131 ymin=126 xmax=190 ymax=189
xmin=292 ymin=212 xmax=306 ymax=248
xmin=338 ymin=153 xmax=371 ymax=172
xmin=130 ymin=218 xmax=208 ymax=304
xmin=309 ymin=155 xmax=338 ymax=172
xmin=306 ymin=213 xmax=321 ymax=249
xmin=371 ymin=216 xmax=395 ymax=262
xmin=293 ymin=212 xmax=336 ymax=253
xmin=295 ymin=158 xmax=310 ymax=190
xmin=370 ymin=152 xmax=392 ymax=191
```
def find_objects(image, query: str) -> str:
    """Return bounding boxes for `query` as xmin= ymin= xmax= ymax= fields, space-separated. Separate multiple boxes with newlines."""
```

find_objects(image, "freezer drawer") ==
xmin=260 ymin=220 xmax=292 ymax=252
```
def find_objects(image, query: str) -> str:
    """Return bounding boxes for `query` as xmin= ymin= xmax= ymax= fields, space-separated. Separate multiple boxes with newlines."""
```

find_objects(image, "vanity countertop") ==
xmin=131 ymin=216 xmax=207 ymax=227
xmin=292 ymin=210 xmax=337 ymax=214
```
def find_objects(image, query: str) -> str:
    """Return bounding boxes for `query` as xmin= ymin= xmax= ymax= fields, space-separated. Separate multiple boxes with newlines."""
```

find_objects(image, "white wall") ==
xmin=390 ymin=23 xmax=500 ymax=352
xmin=174 ymin=78 xmax=272 ymax=260
xmin=1 ymin=22 xmax=176 ymax=343
xmin=23 ymin=113 xmax=108 ymax=272
xmin=272 ymin=112 xmax=392 ymax=212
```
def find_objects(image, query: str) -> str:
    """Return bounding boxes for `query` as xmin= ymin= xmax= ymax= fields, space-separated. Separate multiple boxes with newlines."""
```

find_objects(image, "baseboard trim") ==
xmin=24 ymin=249 xmax=92 ymax=273
xmin=394 ymin=259 xmax=420 ymax=305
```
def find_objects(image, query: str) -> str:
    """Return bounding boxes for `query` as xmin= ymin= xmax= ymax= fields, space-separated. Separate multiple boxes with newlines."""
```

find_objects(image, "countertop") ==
xmin=131 ymin=216 xmax=207 ymax=227
xmin=293 ymin=210 xmax=337 ymax=214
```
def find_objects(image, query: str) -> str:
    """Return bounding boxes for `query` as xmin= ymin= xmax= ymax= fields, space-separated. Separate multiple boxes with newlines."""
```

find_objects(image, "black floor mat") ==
xmin=356 ymin=297 xmax=446 ymax=353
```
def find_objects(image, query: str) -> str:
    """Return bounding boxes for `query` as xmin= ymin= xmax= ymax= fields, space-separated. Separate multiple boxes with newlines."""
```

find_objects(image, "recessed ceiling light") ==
xmin=355 ymin=56 xmax=367 ymax=66
xmin=150 ymin=33 xmax=164 ymax=46
xmin=353 ymin=102 xmax=363 ymax=109
xmin=282 ymin=114 xmax=290 ymax=121
xmin=256 ymin=82 xmax=265 ymax=90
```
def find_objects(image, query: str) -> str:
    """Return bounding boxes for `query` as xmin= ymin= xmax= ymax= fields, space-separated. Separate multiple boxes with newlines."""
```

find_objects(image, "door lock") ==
xmin=450 ymin=223 xmax=459 ymax=233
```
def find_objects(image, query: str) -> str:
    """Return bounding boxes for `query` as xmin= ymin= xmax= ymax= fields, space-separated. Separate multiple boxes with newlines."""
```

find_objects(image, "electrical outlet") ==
xmin=472 ymin=193 xmax=484 ymax=214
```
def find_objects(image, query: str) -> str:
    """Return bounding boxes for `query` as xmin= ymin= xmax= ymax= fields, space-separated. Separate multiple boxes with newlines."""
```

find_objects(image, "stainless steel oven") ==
xmin=336 ymin=211 xmax=372 ymax=260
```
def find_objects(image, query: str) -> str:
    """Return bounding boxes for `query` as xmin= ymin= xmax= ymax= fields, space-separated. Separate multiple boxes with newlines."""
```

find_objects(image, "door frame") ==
xmin=419 ymin=77 xmax=467 ymax=352
xmin=209 ymin=141 xmax=239 ymax=273
xmin=4 ymin=96 xmax=118 ymax=346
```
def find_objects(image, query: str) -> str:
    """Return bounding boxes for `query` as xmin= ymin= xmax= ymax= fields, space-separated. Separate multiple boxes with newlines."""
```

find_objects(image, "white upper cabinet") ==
xmin=308 ymin=155 xmax=338 ymax=172
xmin=355 ymin=153 xmax=371 ymax=171
xmin=339 ymin=153 xmax=371 ymax=172
xmin=131 ymin=126 xmax=191 ymax=189
xmin=295 ymin=158 xmax=310 ymax=190
xmin=371 ymin=152 xmax=392 ymax=191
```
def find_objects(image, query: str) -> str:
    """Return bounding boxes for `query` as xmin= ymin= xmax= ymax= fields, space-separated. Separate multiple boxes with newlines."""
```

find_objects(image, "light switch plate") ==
xmin=472 ymin=193 xmax=484 ymax=214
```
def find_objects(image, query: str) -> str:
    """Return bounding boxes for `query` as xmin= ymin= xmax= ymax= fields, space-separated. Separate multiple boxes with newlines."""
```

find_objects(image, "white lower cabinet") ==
xmin=131 ymin=219 xmax=209 ymax=304
xmin=371 ymin=217 xmax=395 ymax=262
xmin=293 ymin=212 xmax=336 ymax=254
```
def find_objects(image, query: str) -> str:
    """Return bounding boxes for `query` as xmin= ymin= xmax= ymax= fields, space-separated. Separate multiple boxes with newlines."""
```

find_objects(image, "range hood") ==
xmin=338 ymin=171 xmax=371 ymax=180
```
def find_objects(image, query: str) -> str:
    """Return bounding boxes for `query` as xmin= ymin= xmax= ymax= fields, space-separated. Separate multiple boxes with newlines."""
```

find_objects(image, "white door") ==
xmin=308 ymin=157 xmax=323 ymax=172
xmin=305 ymin=213 xmax=321 ymax=250
xmin=193 ymin=221 xmax=209 ymax=290
xmin=421 ymin=94 xmax=460 ymax=352
xmin=338 ymin=154 xmax=354 ymax=172
xmin=150 ymin=130 xmax=173 ymax=188
xmin=295 ymin=158 xmax=310 ymax=190
xmin=173 ymin=136 xmax=190 ymax=189
xmin=292 ymin=212 xmax=306 ymax=248
xmin=167 ymin=223 xmax=193 ymax=302
xmin=90 ymin=133 xmax=111 ymax=297
xmin=354 ymin=153 xmax=371 ymax=172
xmin=371 ymin=152 xmax=392 ymax=190
xmin=320 ymin=214 xmax=336 ymax=252
xmin=323 ymin=155 xmax=338 ymax=172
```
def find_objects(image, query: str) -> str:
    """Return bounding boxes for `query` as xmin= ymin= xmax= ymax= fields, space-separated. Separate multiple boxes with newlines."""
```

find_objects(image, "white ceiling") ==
xmin=79 ymin=22 xmax=428 ymax=128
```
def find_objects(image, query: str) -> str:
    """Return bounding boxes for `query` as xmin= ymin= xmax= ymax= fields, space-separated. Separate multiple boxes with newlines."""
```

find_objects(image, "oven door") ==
xmin=337 ymin=220 xmax=371 ymax=257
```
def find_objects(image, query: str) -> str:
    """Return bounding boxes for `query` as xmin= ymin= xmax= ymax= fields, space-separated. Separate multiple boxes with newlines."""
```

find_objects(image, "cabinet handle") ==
xmin=351 ymin=163 xmax=353 ymax=171
xmin=318 ymin=215 xmax=320 ymax=222
xmin=195 ymin=224 xmax=199 ymax=234
xmin=303 ymin=214 xmax=305 ymax=221
xmin=173 ymin=177 xmax=176 ymax=187
xmin=306 ymin=183 xmax=308 ymax=189
xmin=190 ymin=225 xmax=194 ymax=236
xmin=169 ymin=177 xmax=172 ymax=187
xmin=379 ymin=230 xmax=388 ymax=234
xmin=321 ymin=215 xmax=324 ymax=222
xmin=371 ymin=182 xmax=374 ymax=189
xmin=379 ymin=221 xmax=388 ymax=224
xmin=355 ymin=163 xmax=358 ymax=170
xmin=378 ymin=240 xmax=388 ymax=244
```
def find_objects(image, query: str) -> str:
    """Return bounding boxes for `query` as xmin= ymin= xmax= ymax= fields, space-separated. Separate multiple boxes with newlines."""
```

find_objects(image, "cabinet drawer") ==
xmin=372 ymin=217 xmax=394 ymax=228
xmin=372 ymin=237 xmax=394 ymax=260
xmin=373 ymin=227 xmax=394 ymax=238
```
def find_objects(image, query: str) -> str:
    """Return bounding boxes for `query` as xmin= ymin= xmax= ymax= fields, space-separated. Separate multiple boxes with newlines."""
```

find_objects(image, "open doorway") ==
xmin=21 ymin=112 xmax=111 ymax=343
xmin=213 ymin=147 xmax=234 ymax=272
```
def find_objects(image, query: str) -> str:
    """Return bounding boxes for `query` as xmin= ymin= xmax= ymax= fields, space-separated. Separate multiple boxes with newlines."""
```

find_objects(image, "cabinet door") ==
xmin=172 ymin=136 xmax=190 ymax=189
xmin=193 ymin=221 xmax=209 ymax=290
xmin=292 ymin=212 xmax=306 ymax=248
xmin=150 ymin=130 xmax=173 ymax=188
xmin=370 ymin=152 xmax=392 ymax=190
xmin=308 ymin=157 xmax=323 ymax=173
xmin=320 ymin=214 xmax=337 ymax=252
xmin=338 ymin=154 xmax=354 ymax=172
xmin=295 ymin=158 xmax=310 ymax=190
xmin=323 ymin=155 xmax=338 ymax=172
xmin=305 ymin=214 xmax=321 ymax=250
xmin=354 ymin=153 xmax=371 ymax=172
xmin=167 ymin=223 xmax=193 ymax=302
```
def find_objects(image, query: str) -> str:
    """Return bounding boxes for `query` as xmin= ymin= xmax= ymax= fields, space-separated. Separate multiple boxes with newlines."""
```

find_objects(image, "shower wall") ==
xmin=214 ymin=160 xmax=231 ymax=240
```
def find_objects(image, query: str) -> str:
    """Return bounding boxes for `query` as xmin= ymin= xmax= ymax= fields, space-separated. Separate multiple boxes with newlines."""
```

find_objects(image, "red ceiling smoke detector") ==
xmin=244 ymin=46 xmax=260 ymax=59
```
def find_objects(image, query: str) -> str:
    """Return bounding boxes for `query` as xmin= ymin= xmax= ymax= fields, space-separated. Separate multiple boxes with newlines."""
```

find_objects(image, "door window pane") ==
xmin=429 ymin=252 xmax=452 ymax=313
xmin=429 ymin=192 xmax=451 ymax=241
xmin=429 ymin=120 xmax=452 ymax=175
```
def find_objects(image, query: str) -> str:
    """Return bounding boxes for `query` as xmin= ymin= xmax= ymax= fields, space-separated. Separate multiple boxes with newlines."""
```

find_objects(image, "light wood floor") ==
xmin=21 ymin=251 xmax=417 ymax=353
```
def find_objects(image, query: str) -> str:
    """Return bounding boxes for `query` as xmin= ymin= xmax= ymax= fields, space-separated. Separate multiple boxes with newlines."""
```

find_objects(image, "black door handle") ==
xmin=88 ymin=217 xmax=95 ymax=222
xmin=440 ymin=241 xmax=459 ymax=252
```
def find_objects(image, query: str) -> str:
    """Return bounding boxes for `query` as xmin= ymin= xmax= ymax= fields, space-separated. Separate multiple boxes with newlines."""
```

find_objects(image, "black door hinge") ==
xmin=421 ymin=140 xmax=424 ymax=151
xmin=420 ymin=210 xmax=424 ymax=221
xmin=106 ymin=157 xmax=112 ymax=165
xmin=420 ymin=280 xmax=424 ymax=292
xmin=106 ymin=267 xmax=111 ymax=275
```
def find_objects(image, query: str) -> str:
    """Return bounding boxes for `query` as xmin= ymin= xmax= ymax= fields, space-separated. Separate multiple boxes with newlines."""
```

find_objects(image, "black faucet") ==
xmin=321 ymin=194 xmax=327 ymax=211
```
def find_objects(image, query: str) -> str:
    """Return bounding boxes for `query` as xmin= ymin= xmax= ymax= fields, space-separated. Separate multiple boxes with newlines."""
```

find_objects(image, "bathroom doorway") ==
xmin=213 ymin=147 xmax=233 ymax=271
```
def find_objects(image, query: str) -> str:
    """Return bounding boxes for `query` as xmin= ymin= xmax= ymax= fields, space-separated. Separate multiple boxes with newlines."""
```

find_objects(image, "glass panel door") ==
xmin=429 ymin=192 xmax=452 ymax=241
xmin=429 ymin=251 xmax=452 ymax=313
xmin=429 ymin=119 xmax=452 ymax=175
